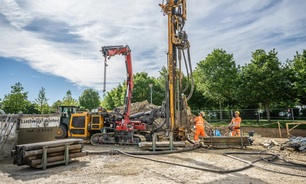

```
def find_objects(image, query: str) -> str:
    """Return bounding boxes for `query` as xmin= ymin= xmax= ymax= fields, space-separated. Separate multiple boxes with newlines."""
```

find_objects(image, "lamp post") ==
xmin=149 ymin=84 xmax=153 ymax=104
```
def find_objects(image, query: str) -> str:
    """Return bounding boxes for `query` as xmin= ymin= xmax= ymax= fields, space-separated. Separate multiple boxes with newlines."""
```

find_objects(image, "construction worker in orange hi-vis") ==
xmin=194 ymin=111 xmax=205 ymax=144
xmin=228 ymin=111 xmax=242 ymax=136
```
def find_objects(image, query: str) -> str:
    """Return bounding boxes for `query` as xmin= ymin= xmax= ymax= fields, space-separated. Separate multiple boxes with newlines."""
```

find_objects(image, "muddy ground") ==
xmin=0 ymin=136 xmax=306 ymax=184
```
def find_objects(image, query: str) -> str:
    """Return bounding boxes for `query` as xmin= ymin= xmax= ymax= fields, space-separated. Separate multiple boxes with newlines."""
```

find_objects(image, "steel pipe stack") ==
xmin=12 ymin=139 xmax=87 ymax=169
xmin=138 ymin=141 xmax=186 ymax=150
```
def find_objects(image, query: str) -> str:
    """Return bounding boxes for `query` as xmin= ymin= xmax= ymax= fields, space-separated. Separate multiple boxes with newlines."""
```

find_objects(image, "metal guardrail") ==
xmin=191 ymin=108 xmax=306 ymax=122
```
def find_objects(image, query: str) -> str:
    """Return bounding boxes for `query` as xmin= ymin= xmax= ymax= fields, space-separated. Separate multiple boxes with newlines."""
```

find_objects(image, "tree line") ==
xmin=196 ymin=48 xmax=306 ymax=120
xmin=0 ymin=84 xmax=100 ymax=114
xmin=103 ymin=49 xmax=306 ymax=118
xmin=0 ymin=48 xmax=305 ymax=116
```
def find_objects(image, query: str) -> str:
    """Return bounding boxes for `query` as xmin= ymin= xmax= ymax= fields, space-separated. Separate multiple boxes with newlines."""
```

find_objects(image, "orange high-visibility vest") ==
xmin=231 ymin=117 xmax=241 ymax=129
xmin=194 ymin=116 xmax=204 ymax=126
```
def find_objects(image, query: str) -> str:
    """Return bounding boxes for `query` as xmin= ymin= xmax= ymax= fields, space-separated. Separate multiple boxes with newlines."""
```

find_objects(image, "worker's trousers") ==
xmin=231 ymin=128 xmax=240 ymax=136
xmin=194 ymin=125 xmax=205 ymax=141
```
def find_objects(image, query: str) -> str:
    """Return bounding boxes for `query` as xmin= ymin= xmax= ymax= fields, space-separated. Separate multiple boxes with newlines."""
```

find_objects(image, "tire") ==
xmin=55 ymin=125 xmax=68 ymax=139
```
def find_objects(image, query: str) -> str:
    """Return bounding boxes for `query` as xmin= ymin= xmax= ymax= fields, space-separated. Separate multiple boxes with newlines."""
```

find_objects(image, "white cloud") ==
xmin=0 ymin=0 xmax=305 ymax=93
xmin=187 ymin=0 xmax=306 ymax=64
xmin=0 ymin=0 xmax=33 ymax=28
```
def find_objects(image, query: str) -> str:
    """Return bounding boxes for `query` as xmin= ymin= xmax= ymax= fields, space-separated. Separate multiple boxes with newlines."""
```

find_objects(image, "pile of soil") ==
xmin=117 ymin=100 xmax=159 ymax=115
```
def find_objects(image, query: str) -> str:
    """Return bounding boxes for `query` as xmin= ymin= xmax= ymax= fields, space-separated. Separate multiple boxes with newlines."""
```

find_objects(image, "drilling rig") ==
xmin=159 ymin=0 xmax=194 ymax=147
xmin=68 ymin=1 xmax=194 ymax=147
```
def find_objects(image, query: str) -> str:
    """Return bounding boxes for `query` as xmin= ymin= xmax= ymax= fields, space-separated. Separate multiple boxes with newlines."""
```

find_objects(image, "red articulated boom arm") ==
xmin=101 ymin=45 xmax=134 ymax=127
xmin=90 ymin=45 xmax=146 ymax=145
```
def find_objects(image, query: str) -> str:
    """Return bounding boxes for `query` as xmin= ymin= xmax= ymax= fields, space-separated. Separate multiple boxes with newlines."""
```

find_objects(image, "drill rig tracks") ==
xmin=90 ymin=132 xmax=147 ymax=146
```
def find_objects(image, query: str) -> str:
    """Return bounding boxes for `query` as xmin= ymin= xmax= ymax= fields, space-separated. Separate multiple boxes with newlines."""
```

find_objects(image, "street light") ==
xmin=149 ymin=84 xmax=153 ymax=104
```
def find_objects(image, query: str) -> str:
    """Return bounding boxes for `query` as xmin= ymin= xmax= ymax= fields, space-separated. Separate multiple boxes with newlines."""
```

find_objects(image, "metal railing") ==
xmin=191 ymin=108 xmax=306 ymax=123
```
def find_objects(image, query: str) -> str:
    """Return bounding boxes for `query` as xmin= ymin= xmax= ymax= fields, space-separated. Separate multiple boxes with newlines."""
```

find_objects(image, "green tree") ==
xmin=2 ymin=82 xmax=29 ymax=113
xmin=79 ymin=88 xmax=101 ymax=111
xmin=102 ymin=83 xmax=125 ymax=110
xmin=156 ymin=66 xmax=167 ymax=91
xmin=132 ymin=72 xmax=153 ymax=102
xmin=291 ymin=50 xmax=306 ymax=105
xmin=25 ymin=102 xmax=40 ymax=114
xmin=238 ymin=49 xmax=284 ymax=120
xmin=62 ymin=90 xmax=78 ymax=106
xmin=154 ymin=66 xmax=168 ymax=104
xmin=278 ymin=59 xmax=297 ymax=107
xmin=114 ymin=84 xmax=126 ymax=107
xmin=50 ymin=100 xmax=62 ymax=113
xmin=194 ymin=49 xmax=238 ymax=109
xmin=132 ymin=72 xmax=164 ymax=105
xmin=188 ymin=84 xmax=212 ymax=110
xmin=102 ymin=71 xmax=166 ymax=110
xmin=101 ymin=93 xmax=114 ymax=110
xmin=34 ymin=87 xmax=49 ymax=114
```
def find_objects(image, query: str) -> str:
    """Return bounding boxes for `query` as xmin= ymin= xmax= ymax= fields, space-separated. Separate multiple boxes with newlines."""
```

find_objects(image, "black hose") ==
xmin=259 ymin=153 xmax=306 ymax=167
xmin=116 ymin=149 xmax=254 ymax=174
xmin=87 ymin=146 xmax=256 ymax=174
xmin=87 ymin=148 xmax=306 ymax=177
xmin=151 ymin=119 xmax=167 ymax=133
xmin=186 ymin=47 xmax=194 ymax=101
xmin=224 ymin=151 xmax=306 ymax=167
xmin=281 ymin=158 xmax=306 ymax=167
xmin=223 ymin=151 xmax=306 ymax=178
xmin=87 ymin=144 xmax=200 ymax=156
xmin=185 ymin=132 xmax=195 ymax=144
xmin=182 ymin=50 xmax=190 ymax=93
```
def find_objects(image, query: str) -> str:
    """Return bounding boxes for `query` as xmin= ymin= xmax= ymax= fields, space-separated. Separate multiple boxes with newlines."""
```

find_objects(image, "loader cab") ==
xmin=68 ymin=110 xmax=108 ymax=140
xmin=55 ymin=106 xmax=78 ymax=139
xmin=60 ymin=106 xmax=77 ymax=119
xmin=68 ymin=112 xmax=91 ymax=139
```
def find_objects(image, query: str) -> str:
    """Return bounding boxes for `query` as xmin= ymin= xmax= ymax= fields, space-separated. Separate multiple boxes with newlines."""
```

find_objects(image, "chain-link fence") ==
xmin=191 ymin=108 xmax=306 ymax=123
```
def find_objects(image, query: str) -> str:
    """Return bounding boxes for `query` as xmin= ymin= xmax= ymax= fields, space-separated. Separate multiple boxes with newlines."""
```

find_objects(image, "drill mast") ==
xmin=160 ymin=0 xmax=194 ymax=139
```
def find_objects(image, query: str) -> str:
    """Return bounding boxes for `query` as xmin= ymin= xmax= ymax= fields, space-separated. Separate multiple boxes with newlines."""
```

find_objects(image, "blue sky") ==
xmin=0 ymin=57 xmax=86 ymax=103
xmin=0 ymin=0 xmax=306 ymax=105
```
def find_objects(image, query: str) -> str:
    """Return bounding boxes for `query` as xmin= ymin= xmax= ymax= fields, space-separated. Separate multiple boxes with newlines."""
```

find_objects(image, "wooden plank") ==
xmin=278 ymin=121 xmax=282 ymax=138
xmin=285 ymin=122 xmax=306 ymax=125
xmin=286 ymin=123 xmax=290 ymax=137
xmin=286 ymin=122 xmax=306 ymax=138
xmin=289 ymin=124 xmax=301 ymax=131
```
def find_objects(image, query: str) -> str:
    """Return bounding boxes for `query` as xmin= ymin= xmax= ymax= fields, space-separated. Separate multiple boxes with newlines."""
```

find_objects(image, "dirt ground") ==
xmin=0 ymin=136 xmax=306 ymax=184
